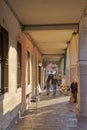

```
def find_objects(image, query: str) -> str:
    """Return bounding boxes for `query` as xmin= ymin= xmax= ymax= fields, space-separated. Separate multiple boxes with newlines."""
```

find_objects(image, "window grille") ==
xmin=0 ymin=25 xmax=8 ymax=95
xmin=17 ymin=42 xmax=22 ymax=88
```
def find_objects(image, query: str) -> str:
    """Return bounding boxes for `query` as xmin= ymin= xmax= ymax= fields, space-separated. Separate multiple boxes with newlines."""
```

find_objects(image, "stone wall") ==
xmin=0 ymin=0 xmax=21 ymax=129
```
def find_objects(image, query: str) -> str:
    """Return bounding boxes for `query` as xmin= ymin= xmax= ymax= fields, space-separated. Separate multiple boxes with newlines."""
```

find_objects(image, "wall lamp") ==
xmin=38 ymin=62 xmax=42 ymax=67
xmin=72 ymin=31 xmax=78 ymax=36
xmin=66 ymin=41 xmax=70 ymax=45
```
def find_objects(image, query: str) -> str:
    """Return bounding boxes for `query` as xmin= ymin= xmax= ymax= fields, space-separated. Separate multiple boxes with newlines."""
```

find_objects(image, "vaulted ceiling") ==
xmin=4 ymin=0 xmax=87 ymax=62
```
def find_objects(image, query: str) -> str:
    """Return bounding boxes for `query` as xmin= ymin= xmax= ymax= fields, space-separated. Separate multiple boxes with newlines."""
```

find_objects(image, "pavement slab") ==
xmin=6 ymin=91 xmax=87 ymax=130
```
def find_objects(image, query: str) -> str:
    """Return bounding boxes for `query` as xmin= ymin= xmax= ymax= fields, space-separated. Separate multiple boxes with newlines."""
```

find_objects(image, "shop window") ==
xmin=0 ymin=25 xmax=8 ymax=95
xmin=27 ymin=51 xmax=30 ymax=85
xmin=17 ymin=42 xmax=22 ymax=88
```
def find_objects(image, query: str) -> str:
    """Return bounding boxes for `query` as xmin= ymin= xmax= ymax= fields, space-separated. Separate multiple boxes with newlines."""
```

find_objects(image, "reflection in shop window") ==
xmin=27 ymin=51 xmax=30 ymax=85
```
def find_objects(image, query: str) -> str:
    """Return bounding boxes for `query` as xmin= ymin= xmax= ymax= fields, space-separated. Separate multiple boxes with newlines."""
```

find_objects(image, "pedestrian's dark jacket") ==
xmin=52 ymin=78 xmax=58 ymax=85
xmin=46 ymin=76 xmax=50 ymax=87
xmin=46 ymin=78 xmax=50 ymax=86
xmin=71 ymin=82 xmax=78 ymax=94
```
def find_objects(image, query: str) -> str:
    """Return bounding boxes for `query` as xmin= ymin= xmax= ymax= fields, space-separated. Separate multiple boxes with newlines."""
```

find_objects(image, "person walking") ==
xmin=71 ymin=79 xmax=78 ymax=103
xmin=46 ymin=75 xmax=51 ymax=96
xmin=52 ymin=74 xmax=58 ymax=96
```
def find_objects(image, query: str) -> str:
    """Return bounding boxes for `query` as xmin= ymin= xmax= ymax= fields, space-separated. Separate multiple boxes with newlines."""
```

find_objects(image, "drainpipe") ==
xmin=64 ymin=53 xmax=66 ymax=75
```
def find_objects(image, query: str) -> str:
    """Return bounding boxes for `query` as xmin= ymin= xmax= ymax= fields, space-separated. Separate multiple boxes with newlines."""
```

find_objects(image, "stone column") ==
xmin=70 ymin=34 xmax=78 ymax=82
xmin=66 ymin=48 xmax=70 ymax=86
xmin=77 ymin=11 xmax=87 ymax=117
xmin=59 ymin=58 xmax=64 ymax=77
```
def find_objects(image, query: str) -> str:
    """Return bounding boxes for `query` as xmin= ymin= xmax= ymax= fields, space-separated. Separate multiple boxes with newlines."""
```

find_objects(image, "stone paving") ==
xmin=6 ymin=91 xmax=87 ymax=130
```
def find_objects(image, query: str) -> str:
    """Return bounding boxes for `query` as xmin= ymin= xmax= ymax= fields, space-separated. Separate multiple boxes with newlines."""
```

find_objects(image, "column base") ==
xmin=76 ymin=107 xmax=80 ymax=118
xmin=76 ymin=107 xmax=87 ymax=119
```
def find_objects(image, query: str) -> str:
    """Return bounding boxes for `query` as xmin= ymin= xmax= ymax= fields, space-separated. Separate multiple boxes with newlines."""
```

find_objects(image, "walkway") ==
xmin=6 ymin=91 xmax=87 ymax=130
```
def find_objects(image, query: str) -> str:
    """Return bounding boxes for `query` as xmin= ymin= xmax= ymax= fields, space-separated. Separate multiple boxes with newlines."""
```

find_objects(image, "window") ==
xmin=0 ymin=25 xmax=8 ymax=95
xmin=27 ymin=51 xmax=30 ymax=85
xmin=17 ymin=42 xmax=22 ymax=88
